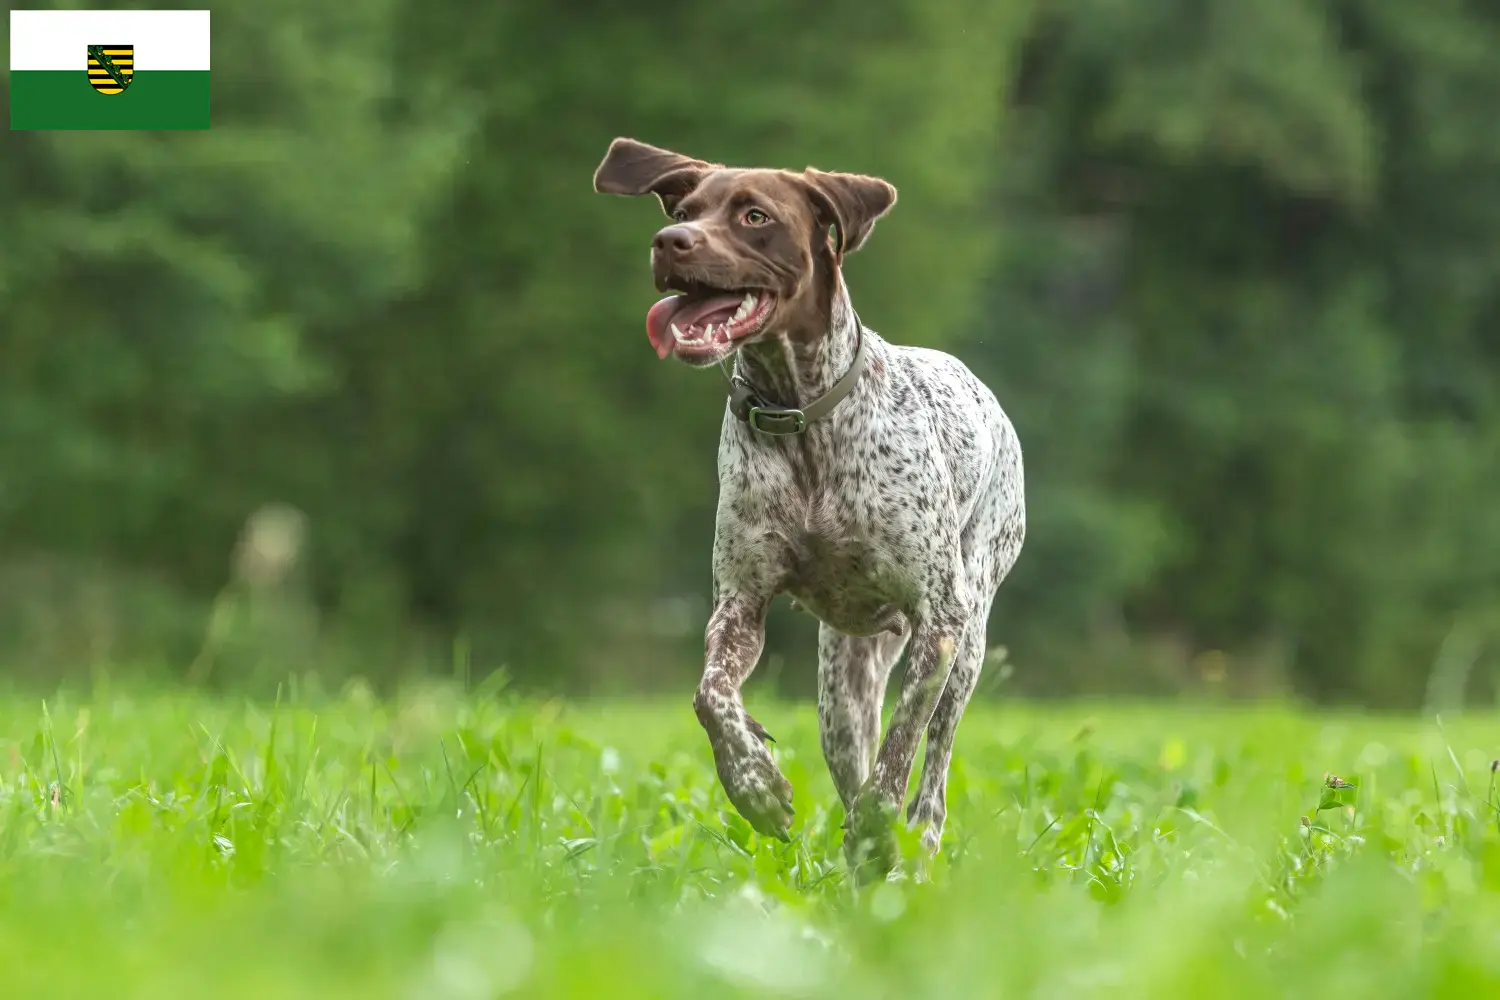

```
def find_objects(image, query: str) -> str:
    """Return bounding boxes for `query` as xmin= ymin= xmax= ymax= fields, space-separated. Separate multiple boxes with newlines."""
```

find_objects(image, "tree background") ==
xmin=3 ymin=0 xmax=1498 ymax=709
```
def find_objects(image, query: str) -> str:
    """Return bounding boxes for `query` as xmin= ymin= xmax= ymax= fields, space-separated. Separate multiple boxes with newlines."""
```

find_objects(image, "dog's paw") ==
xmin=906 ymin=797 xmax=947 ymax=856
xmin=845 ymin=790 xmax=901 ymax=882
xmin=709 ymin=717 xmax=794 ymax=841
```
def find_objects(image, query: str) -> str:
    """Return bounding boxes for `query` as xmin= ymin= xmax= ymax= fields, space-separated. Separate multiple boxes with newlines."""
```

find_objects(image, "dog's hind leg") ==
xmin=817 ymin=625 xmax=908 ymax=814
xmin=906 ymin=616 xmax=988 ymax=854
xmin=908 ymin=466 xmax=1024 ymax=854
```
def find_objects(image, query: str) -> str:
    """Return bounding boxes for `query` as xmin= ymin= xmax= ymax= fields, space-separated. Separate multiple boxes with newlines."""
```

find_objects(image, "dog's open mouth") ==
xmin=645 ymin=282 xmax=776 ymax=360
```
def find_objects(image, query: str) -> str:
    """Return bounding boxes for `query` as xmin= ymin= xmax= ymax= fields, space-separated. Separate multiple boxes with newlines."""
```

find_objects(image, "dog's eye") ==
xmin=743 ymin=208 xmax=771 ymax=226
xmin=672 ymin=208 xmax=688 ymax=222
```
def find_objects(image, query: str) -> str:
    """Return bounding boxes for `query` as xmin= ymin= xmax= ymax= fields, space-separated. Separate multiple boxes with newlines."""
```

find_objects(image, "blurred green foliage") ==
xmin=2 ymin=0 xmax=1498 ymax=705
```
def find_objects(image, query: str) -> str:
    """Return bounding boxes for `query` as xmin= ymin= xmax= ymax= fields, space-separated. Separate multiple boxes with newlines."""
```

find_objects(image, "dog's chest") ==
xmin=780 ymin=524 xmax=913 ymax=636
xmin=720 ymin=424 xmax=940 ymax=633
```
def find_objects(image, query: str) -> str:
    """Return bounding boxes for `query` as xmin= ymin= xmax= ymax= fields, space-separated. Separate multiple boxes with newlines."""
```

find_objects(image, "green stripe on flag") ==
xmin=10 ymin=71 xmax=210 ymax=130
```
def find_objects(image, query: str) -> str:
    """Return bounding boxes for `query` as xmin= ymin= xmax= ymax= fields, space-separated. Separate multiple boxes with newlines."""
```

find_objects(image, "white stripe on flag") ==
xmin=9 ymin=10 xmax=210 ymax=72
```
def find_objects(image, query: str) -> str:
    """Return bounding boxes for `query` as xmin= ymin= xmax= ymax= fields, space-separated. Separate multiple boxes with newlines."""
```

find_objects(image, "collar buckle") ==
xmin=747 ymin=406 xmax=807 ymax=435
xmin=728 ymin=375 xmax=807 ymax=435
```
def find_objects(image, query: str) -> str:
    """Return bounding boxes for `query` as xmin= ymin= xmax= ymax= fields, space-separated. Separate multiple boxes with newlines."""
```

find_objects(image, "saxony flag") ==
xmin=10 ymin=9 xmax=210 ymax=130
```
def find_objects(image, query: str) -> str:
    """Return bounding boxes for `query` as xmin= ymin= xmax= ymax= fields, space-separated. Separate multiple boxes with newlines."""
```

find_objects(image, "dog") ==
xmin=593 ymin=138 xmax=1025 ymax=877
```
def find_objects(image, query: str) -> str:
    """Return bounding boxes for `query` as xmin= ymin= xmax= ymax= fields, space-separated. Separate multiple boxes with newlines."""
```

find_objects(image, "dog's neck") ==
xmin=734 ymin=274 xmax=859 ymax=411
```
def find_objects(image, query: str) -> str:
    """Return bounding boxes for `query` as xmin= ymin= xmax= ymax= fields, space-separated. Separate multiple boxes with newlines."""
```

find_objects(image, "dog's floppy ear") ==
xmin=593 ymin=137 xmax=716 ymax=216
xmin=800 ymin=168 xmax=898 ymax=257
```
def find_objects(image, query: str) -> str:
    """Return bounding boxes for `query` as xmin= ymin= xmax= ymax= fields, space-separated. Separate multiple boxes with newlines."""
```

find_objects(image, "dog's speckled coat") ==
xmin=593 ymin=138 xmax=1024 ymax=877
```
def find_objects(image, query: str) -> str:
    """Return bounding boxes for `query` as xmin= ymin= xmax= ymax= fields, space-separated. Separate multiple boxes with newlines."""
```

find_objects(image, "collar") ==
xmin=722 ymin=312 xmax=868 ymax=435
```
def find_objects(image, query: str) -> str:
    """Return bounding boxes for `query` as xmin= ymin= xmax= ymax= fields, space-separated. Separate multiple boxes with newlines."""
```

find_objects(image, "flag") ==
xmin=10 ymin=9 xmax=210 ymax=131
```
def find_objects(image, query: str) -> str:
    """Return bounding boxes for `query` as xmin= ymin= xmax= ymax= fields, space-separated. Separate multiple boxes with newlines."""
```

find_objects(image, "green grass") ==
xmin=2 ymin=683 xmax=1500 ymax=997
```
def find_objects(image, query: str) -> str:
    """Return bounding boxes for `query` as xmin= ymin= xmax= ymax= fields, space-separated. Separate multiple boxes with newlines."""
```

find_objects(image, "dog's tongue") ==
xmin=645 ymin=296 xmax=682 ymax=359
xmin=644 ymin=293 xmax=745 ymax=359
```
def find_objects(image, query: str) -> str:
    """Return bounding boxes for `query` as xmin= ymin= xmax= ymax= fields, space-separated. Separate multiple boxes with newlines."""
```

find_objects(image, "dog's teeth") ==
xmin=732 ymin=294 xmax=755 ymax=323
xmin=671 ymin=323 xmax=687 ymax=344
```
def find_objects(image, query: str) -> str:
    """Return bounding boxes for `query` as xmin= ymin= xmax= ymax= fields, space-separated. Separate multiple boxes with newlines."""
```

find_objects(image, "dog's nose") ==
xmin=652 ymin=225 xmax=700 ymax=255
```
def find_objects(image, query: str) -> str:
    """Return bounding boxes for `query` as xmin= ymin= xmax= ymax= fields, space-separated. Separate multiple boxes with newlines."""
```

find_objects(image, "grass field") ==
xmin=2 ymin=682 xmax=1499 ymax=998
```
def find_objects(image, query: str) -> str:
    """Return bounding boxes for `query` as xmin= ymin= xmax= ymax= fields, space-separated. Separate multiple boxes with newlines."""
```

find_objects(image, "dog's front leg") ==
xmin=693 ymin=592 xmax=794 ymax=841
xmin=846 ymin=606 xmax=965 ymax=879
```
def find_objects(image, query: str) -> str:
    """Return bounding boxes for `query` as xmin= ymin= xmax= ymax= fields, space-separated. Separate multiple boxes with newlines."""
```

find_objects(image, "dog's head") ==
xmin=593 ymin=137 xmax=897 ymax=367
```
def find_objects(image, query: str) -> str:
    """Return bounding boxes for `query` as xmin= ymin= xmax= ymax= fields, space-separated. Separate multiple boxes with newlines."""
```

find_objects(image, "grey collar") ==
xmin=722 ymin=313 xmax=868 ymax=435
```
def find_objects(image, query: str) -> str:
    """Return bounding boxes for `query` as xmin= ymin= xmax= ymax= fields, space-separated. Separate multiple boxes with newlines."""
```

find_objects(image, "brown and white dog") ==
xmin=594 ymin=138 xmax=1025 ymax=878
